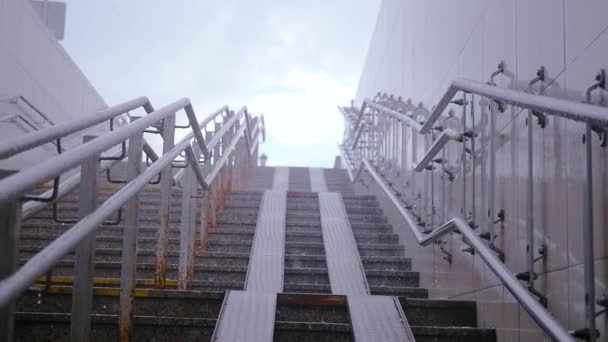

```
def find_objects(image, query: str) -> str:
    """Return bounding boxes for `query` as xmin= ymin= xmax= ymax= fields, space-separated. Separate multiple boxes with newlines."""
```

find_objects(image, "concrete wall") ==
xmin=0 ymin=0 xmax=113 ymax=171
xmin=356 ymin=0 xmax=608 ymax=340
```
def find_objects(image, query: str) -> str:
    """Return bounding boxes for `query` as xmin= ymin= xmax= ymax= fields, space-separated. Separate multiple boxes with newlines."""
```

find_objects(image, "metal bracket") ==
xmin=570 ymin=328 xmax=600 ymax=341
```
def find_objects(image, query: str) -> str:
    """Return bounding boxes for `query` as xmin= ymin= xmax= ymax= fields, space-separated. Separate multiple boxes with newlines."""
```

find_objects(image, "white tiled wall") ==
xmin=356 ymin=0 xmax=608 ymax=340
xmin=0 ymin=0 xmax=109 ymax=171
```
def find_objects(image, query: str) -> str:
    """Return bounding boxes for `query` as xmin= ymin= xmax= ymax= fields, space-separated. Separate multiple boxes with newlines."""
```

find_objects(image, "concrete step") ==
xmin=17 ymin=287 xmax=223 ymax=318
xmin=284 ymin=255 xmax=327 ymax=269
xmin=361 ymin=256 xmax=412 ymax=271
xmin=369 ymin=285 xmax=428 ymax=298
xmin=354 ymin=232 xmax=400 ymax=244
xmin=357 ymin=243 xmax=405 ymax=257
xmin=283 ymin=268 xmax=329 ymax=285
xmin=33 ymin=262 xmax=247 ymax=283
xmin=410 ymin=326 xmax=496 ymax=342
xmin=285 ymin=242 xmax=325 ymax=255
xmin=275 ymin=293 xmax=349 ymax=323
xmin=365 ymin=270 xmax=419 ymax=287
xmin=15 ymin=312 xmax=217 ymax=341
xmin=399 ymin=298 xmax=478 ymax=328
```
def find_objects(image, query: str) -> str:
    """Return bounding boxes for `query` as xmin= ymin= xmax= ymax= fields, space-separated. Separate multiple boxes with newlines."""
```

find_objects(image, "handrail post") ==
xmin=178 ymin=144 xmax=196 ymax=289
xmin=214 ymin=122 xmax=226 ymax=210
xmin=199 ymin=153 xmax=210 ymax=251
xmin=70 ymin=135 xmax=100 ymax=342
xmin=0 ymin=170 xmax=20 ymax=342
xmin=224 ymin=112 xmax=234 ymax=195
xmin=207 ymin=131 xmax=218 ymax=228
xmin=583 ymin=122 xmax=597 ymax=340
xmin=118 ymin=119 xmax=144 ymax=342
xmin=154 ymin=113 xmax=176 ymax=289
xmin=231 ymin=118 xmax=242 ymax=190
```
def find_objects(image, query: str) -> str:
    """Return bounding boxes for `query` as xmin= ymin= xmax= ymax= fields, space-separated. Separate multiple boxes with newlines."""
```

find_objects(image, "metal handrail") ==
xmin=419 ymin=78 xmax=608 ymax=133
xmin=338 ymin=76 xmax=608 ymax=341
xmin=413 ymin=128 xmax=462 ymax=172
xmin=0 ymin=98 xmax=195 ymax=203
xmin=0 ymin=96 xmax=158 ymax=160
xmin=349 ymin=158 xmax=574 ymax=342
xmin=0 ymin=96 xmax=262 ymax=340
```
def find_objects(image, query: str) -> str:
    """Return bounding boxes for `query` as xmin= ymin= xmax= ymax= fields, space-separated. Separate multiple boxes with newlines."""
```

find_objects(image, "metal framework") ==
xmin=340 ymin=73 xmax=608 ymax=342
xmin=0 ymin=97 xmax=264 ymax=341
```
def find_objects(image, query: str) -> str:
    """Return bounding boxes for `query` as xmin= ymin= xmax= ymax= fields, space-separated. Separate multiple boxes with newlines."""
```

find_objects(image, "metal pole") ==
xmin=461 ymin=93 xmax=467 ymax=217
xmin=470 ymin=94 xmax=476 ymax=223
xmin=154 ymin=114 xmax=175 ymax=289
xmin=583 ymin=122 xmax=596 ymax=341
xmin=178 ymin=142 xmax=195 ymax=289
xmin=118 ymin=119 xmax=144 ymax=342
xmin=0 ymin=170 xmax=19 ymax=342
xmin=489 ymin=101 xmax=497 ymax=244
xmin=70 ymin=135 xmax=99 ymax=342
xmin=208 ymin=130 xmax=218 ymax=227
xmin=526 ymin=109 xmax=535 ymax=287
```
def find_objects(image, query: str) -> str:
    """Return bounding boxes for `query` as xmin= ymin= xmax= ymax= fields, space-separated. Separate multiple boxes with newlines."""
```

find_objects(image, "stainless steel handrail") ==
xmin=413 ymin=128 xmax=462 ymax=172
xmin=419 ymin=78 xmax=608 ymax=133
xmin=0 ymin=126 xmax=202 ymax=309
xmin=0 ymin=96 xmax=156 ymax=159
xmin=350 ymin=158 xmax=574 ymax=342
xmin=0 ymin=98 xmax=193 ymax=203
xmin=0 ymin=96 xmax=263 ymax=340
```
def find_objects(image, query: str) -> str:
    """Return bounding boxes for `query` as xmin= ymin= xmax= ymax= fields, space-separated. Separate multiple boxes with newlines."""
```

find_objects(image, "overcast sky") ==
xmin=60 ymin=1 xmax=381 ymax=167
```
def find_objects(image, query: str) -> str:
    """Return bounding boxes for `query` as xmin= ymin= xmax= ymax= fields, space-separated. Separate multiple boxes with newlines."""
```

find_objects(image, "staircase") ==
xmin=14 ymin=165 xmax=496 ymax=341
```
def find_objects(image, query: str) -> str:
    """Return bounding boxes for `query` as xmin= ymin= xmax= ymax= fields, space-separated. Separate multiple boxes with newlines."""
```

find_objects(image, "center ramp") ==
xmin=318 ymin=191 xmax=415 ymax=342
xmin=212 ymin=291 xmax=276 ymax=342
xmin=212 ymin=190 xmax=287 ymax=342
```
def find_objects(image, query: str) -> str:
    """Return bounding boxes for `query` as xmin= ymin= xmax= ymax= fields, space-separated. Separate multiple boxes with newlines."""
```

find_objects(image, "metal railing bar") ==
xmin=20 ymin=155 xmax=122 ymax=220
xmin=413 ymin=128 xmax=462 ymax=172
xmin=367 ymin=101 xmax=423 ymax=131
xmin=419 ymin=78 xmax=608 ymax=133
xmin=206 ymin=108 xmax=243 ymax=151
xmin=0 ymin=124 xmax=202 ymax=309
xmin=183 ymin=146 xmax=207 ymax=189
xmin=352 ymin=157 xmax=574 ymax=342
xmin=0 ymin=99 xmax=194 ymax=204
xmin=204 ymin=121 xmax=248 ymax=186
xmin=0 ymin=97 xmax=153 ymax=159
xmin=337 ymin=144 xmax=355 ymax=182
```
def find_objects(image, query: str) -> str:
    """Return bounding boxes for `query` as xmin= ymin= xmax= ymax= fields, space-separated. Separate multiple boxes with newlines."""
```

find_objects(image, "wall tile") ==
xmin=564 ymin=0 xmax=608 ymax=64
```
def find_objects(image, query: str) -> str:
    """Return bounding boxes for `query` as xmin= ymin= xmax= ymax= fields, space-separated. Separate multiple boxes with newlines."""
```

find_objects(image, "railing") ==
xmin=341 ymin=71 xmax=608 ymax=341
xmin=0 ymin=98 xmax=263 ymax=341
xmin=0 ymin=96 xmax=162 ymax=218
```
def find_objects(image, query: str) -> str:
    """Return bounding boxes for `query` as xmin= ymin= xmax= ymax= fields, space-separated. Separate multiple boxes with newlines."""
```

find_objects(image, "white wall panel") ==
xmin=0 ymin=0 xmax=107 ymax=170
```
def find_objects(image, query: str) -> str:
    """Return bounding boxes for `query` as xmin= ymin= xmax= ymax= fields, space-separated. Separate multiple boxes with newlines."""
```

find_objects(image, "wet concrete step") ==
xmin=283 ymin=267 xmax=329 ymax=285
xmin=365 ymin=270 xmax=419 ymax=287
xmin=369 ymin=285 xmax=428 ymax=298
xmin=31 ymin=262 xmax=247 ymax=283
xmin=275 ymin=293 xmax=349 ymax=324
xmin=410 ymin=326 xmax=496 ymax=342
xmin=19 ymin=249 xmax=250 ymax=267
xmin=357 ymin=243 xmax=404 ymax=257
xmin=361 ymin=256 xmax=412 ymax=271
xmin=17 ymin=287 xmax=224 ymax=318
xmin=354 ymin=232 xmax=400 ymax=244
xmin=15 ymin=312 xmax=217 ymax=342
xmin=399 ymin=298 xmax=478 ymax=328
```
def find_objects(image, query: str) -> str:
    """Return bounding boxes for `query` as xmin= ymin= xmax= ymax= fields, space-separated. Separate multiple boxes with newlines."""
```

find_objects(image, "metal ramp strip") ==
xmin=309 ymin=167 xmax=328 ymax=192
xmin=245 ymin=190 xmax=286 ymax=292
xmin=348 ymin=295 xmax=415 ymax=342
xmin=318 ymin=192 xmax=368 ymax=295
xmin=211 ymin=290 xmax=277 ymax=342
xmin=271 ymin=166 xmax=289 ymax=190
